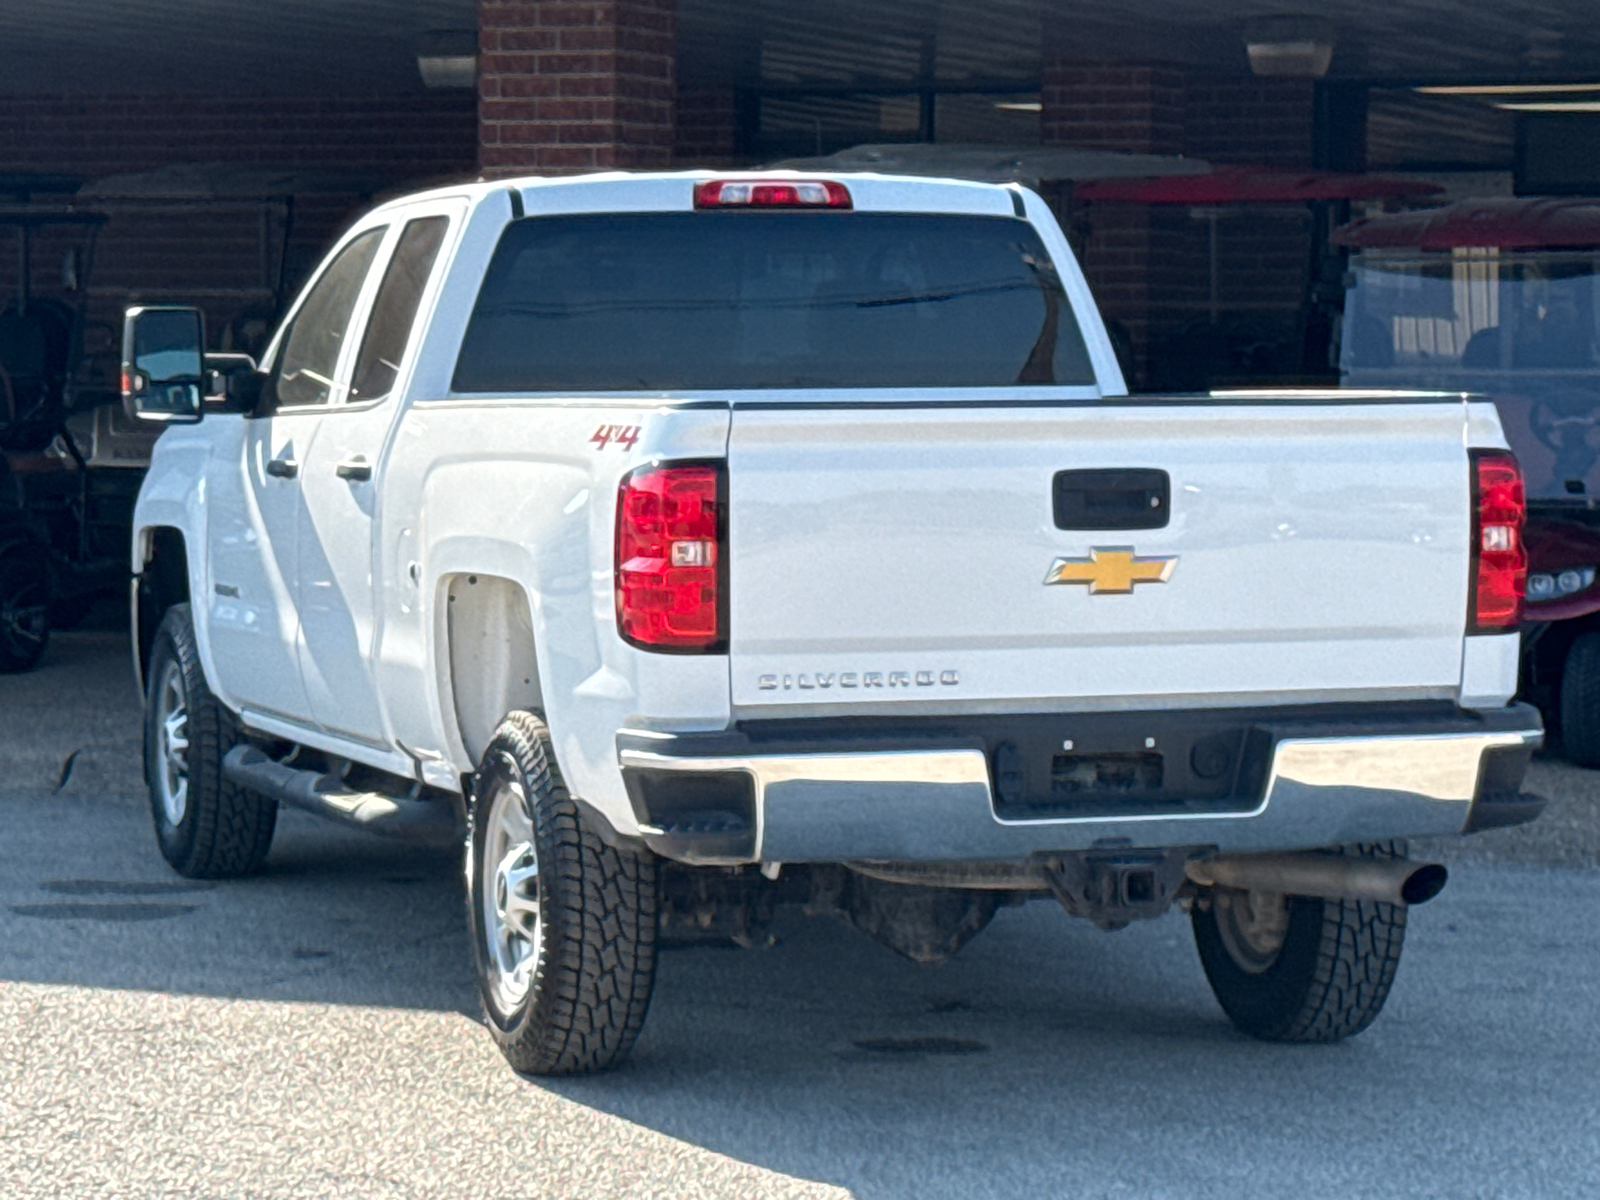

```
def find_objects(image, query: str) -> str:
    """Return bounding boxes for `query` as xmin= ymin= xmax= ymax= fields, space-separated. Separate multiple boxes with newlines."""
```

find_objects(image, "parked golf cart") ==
xmin=1072 ymin=167 xmax=1443 ymax=390
xmin=0 ymin=203 xmax=141 ymax=671
xmin=1335 ymin=197 xmax=1600 ymax=762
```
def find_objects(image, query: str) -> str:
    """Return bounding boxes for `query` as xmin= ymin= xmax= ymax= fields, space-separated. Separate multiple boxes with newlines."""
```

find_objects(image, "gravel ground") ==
xmin=3 ymin=630 xmax=1599 ymax=1199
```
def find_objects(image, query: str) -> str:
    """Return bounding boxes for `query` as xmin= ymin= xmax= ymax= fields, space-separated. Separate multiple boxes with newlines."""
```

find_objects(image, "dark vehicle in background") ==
xmin=1336 ymin=198 xmax=1600 ymax=762
xmin=0 ymin=206 xmax=140 ymax=672
xmin=0 ymin=163 xmax=395 ymax=672
xmin=1073 ymin=167 xmax=1443 ymax=391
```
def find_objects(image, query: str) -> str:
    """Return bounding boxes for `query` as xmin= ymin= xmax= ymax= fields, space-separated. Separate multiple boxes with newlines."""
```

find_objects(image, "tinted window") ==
xmin=269 ymin=228 xmax=384 ymax=408
xmin=350 ymin=217 xmax=449 ymax=402
xmin=452 ymin=212 xmax=1095 ymax=391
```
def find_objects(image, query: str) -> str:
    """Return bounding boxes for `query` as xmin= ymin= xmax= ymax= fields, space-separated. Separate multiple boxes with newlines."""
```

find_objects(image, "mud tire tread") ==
xmin=0 ymin=535 xmax=51 ymax=674
xmin=1193 ymin=841 xmax=1408 ymax=1044
xmin=1560 ymin=633 xmax=1600 ymax=768
xmin=470 ymin=710 xmax=657 ymax=1076
xmin=145 ymin=604 xmax=277 ymax=878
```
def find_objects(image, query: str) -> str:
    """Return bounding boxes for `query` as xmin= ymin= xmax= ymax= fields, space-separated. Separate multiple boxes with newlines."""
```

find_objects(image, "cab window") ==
xmin=349 ymin=217 xmax=449 ymax=403
xmin=267 ymin=228 xmax=385 ymax=409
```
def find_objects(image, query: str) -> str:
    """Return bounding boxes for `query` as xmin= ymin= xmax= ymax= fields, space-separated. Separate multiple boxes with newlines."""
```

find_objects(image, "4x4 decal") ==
xmin=590 ymin=424 xmax=640 ymax=450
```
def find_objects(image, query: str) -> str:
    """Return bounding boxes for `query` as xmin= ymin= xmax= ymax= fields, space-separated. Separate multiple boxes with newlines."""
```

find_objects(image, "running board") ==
xmin=222 ymin=745 xmax=461 ymax=844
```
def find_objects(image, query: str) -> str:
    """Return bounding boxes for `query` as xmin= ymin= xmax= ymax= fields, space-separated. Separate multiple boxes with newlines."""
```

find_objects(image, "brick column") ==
xmin=478 ymin=0 xmax=675 ymax=178
xmin=1040 ymin=64 xmax=1186 ymax=155
xmin=1041 ymin=62 xmax=1188 ymax=387
xmin=1041 ymin=61 xmax=1319 ymax=388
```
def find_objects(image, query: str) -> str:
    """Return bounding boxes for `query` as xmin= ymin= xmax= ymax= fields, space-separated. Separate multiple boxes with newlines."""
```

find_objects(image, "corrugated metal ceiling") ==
xmin=0 ymin=0 xmax=1597 ymax=94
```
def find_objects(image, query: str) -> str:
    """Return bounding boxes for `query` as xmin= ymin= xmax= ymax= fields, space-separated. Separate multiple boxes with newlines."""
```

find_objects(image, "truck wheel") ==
xmin=468 ymin=710 xmax=658 ymax=1076
xmin=1560 ymin=633 xmax=1600 ymax=768
xmin=0 ymin=537 xmax=50 ymax=673
xmin=144 ymin=604 xmax=277 ymax=878
xmin=1191 ymin=842 xmax=1408 ymax=1043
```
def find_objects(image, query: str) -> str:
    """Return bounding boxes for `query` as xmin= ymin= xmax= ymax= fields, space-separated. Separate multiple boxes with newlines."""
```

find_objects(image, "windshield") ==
xmin=1341 ymin=250 xmax=1600 ymax=501
xmin=451 ymin=212 xmax=1095 ymax=392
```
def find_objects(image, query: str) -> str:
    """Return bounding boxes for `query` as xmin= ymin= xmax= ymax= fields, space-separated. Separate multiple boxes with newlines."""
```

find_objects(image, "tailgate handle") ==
xmin=1053 ymin=469 xmax=1170 ymax=530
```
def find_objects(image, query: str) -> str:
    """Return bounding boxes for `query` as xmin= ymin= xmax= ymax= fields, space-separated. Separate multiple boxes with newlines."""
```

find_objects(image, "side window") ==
xmin=349 ymin=217 xmax=449 ymax=403
xmin=268 ymin=228 xmax=385 ymax=409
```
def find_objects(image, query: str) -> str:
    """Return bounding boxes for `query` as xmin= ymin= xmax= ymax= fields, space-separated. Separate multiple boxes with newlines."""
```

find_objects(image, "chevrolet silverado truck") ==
xmin=123 ymin=170 xmax=1544 ymax=1076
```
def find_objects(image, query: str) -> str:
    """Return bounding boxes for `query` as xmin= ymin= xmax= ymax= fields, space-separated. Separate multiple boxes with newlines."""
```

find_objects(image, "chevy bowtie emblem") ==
xmin=1043 ymin=546 xmax=1177 ymax=594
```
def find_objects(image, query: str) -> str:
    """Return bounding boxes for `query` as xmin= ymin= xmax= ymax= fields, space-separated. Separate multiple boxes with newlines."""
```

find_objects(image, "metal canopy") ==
xmin=773 ymin=143 xmax=1211 ymax=186
xmin=0 ymin=0 xmax=1598 ymax=95
xmin=1076 ymin=166 xmax=1444 ymax=204
xmin=77 ymin=162 xmax=395 ymax=201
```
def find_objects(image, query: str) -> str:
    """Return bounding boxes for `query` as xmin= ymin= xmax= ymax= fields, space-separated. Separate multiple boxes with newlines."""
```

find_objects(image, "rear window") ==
xmin=451 ymin=212 xmax=1095 ymax=391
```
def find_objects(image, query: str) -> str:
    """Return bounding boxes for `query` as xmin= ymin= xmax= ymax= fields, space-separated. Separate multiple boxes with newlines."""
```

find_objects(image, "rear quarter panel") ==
xmin=377 ymin=398 xmax=730 ymax=826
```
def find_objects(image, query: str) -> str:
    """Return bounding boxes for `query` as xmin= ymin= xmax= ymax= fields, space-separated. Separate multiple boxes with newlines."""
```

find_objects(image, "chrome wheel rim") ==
xmin=154 ymin=660 xmax=190 ymax=826
xmin=481 ymin=770 xmax=542 ymax=1014
xmin=1214 ymin=887 xmax=1289 ymax=974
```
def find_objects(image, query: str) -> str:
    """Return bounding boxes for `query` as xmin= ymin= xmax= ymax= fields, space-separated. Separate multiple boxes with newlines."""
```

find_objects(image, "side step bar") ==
xmin=222 ymin=746 xmax=461 ymax=844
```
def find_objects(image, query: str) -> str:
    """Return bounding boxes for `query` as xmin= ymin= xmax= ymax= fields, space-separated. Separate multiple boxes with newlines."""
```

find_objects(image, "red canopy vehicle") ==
xmin=1335 ymin=198 xmax=1600 ymax=763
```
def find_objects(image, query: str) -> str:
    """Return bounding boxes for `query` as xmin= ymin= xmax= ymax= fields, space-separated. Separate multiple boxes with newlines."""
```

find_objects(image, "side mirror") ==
xmin=204 ymin=352 xmax=265 ymax=415
xmin=122 ymin=306 xmax=205 ymax=424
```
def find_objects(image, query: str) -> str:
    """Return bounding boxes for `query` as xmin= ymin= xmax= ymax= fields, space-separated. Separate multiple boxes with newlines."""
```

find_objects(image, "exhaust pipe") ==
xmin=1185 ymin=852 xmax=1448 ymax=907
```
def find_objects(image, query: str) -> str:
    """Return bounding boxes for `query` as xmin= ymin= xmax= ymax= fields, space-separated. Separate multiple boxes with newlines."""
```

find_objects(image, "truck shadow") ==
xmin=6 ymin=642 xmax=1599 ymax=1195
xmin=4 ymin=782 xmax=1593 ymax=1198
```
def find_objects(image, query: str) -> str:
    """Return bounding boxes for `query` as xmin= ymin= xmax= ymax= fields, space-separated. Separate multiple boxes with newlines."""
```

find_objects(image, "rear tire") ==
xmin=468 ymin=710 xmax=658 ymax=1075
xmin=144 ymin=603 xmax=277 ymax=877
xmin=1192 ymin=842 xmax=1408 ymax=1043
xmin=0 ymin=536 xmax=50 ymax=673
xmin=1560 ymin=633 xmax=1600 ymax=768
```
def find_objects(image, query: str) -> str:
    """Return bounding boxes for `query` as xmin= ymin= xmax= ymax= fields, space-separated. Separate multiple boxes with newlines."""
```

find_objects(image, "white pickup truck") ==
xmin=123 ymin=170 xmax=1544 ymax=1076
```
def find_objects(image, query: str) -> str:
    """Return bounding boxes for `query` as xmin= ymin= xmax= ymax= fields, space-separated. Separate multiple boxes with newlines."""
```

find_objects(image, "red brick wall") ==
xmin=0 ymin=93 xmax=477 ymax=181
xmin=1040 ymin=65 xmax=1186 ymax=156
xmin=478 ymin=0 xmax=676 ymax=177
xmin=1184 ymin=76 xmax=1314 ymax=168
xmin=1041 ymin=61 xmax=1317 ymax=387
xmin=0 ymin=93 xmax=477 ymax=384
xmin=673 ymin=85 xmax=738 ymax=166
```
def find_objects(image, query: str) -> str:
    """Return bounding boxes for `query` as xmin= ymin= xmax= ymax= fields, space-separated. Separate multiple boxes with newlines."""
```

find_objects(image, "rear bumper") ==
xmin=617 ymin=702 xmax=1544 ymax=865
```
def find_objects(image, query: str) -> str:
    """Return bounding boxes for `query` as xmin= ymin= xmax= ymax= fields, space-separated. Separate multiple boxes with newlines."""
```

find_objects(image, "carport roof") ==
xmin=1 ymin=0 xmax=1599 ymax=94
xmin=1334 ymin=198 xmax=1600 ymax=250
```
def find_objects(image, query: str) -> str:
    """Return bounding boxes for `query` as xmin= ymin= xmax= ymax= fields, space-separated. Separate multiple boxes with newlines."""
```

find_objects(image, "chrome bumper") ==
xmin=618 ymin=706 xmax=1543 ymax=864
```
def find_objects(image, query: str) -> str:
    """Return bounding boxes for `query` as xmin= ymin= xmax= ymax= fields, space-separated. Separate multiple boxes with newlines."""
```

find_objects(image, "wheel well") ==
xmin=444 ymin=573 xmax=543 ymax=764
xmin=136 ymin=527 xmax=189 ymax=686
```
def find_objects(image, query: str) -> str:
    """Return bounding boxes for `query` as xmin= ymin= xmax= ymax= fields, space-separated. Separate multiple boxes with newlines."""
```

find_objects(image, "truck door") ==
xmin=294 ymin=211 xmax=453 ymax=746
xmin=206 ymin=227 xmax=385 ymax=729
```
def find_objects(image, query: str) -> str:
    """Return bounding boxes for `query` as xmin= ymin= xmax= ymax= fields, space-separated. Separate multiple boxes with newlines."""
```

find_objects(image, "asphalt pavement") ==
xmin=3 ymin=630 xmax=1600 ymax=1199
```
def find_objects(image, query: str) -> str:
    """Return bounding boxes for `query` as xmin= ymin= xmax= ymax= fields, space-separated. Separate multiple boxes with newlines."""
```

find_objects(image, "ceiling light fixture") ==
xmin=417 ymin=29 xmax=477 ymax=90
xmin=1416 ymin=83 xmax=1600 ymax=96
xmin=994 ymin=101 xmax=1043 ymax=113
xmin=1495 ymin=101 xmax=1600 ymax=113
xmin=1244 ymin=17 xmax=1335 ymax=79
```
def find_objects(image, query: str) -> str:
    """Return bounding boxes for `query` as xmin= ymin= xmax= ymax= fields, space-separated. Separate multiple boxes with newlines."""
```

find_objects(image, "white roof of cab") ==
xmin=370 ymin=168 xmax=1024 ymax=220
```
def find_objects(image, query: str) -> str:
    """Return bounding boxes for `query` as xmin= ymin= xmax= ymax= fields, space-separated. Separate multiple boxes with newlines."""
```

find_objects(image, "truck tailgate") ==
xmin=727 ymin=400 xmax=1472 ymax=711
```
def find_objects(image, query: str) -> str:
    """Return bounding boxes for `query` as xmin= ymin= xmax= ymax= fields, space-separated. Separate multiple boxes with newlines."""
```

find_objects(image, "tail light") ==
xmin=616 ymin=462 xmax=726 ymax=652
xmin=1470 ymin=449 xmax=1527 ymax=632
xmin=694 ymin=179 xmax=852 ymax=209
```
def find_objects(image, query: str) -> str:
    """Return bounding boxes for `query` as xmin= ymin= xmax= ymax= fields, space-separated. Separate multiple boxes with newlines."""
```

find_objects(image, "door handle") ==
xmin=336 ymin=456 xmax=373 ymax=482
xmin=265 ymin=458 xmax=298 ymax=479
